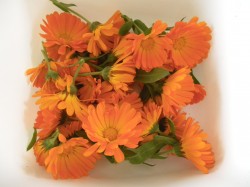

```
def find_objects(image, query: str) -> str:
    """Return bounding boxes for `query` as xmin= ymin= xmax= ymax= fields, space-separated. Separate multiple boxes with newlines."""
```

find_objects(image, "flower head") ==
xmin=141 ymin=99 xmax=162 ymax=136
xmin=26 ymin=61 xmax=47 ymax=88
xmin=114 ymin=20 xmax=172 ymax=71
xmin=180 ymin=117 xmax=215 ymax=173
xmin=82 ymin=11 xmax=124 ymax=56
xmin=33 ymin=140 xmax=49 ymax=166
xmin=41 ymin=12 xmax=89 ymax=61
xmin=106 ymin=56 xmax=136 ymax=92
xmin=82 ymin=102 xmax=142 ymax=163
xmin=167 ymin=17 xmax=211 ymax=69
xmin=34 ymin=108 xmax=61 ymax=139
xmin=190 ymin=84 xmax=206 ymax=104
xmin=161 ymin=68 xmax=195 ymax=116
xmin=45 ymin=137 xmax=100 ymax=179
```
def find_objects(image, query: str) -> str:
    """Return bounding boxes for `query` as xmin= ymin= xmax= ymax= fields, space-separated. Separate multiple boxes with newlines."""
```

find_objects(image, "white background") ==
xmin=0 ymin=0 xmax=250 ymax=186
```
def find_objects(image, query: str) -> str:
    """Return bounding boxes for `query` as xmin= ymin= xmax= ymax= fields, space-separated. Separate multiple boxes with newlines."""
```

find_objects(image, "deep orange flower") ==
xmin=33 ymin=140 xmax=49 ymax=166
xmin=78 ymin=77 xmax=102 ymax=103
xmin=108 ymin=56 xmax=136 ymax=92
xmin=26 ymin=61 xmax=47 ymax=88
xmin=120 ymin=92 xmax=143 ymax=111
xmin=34 ymin=108 xmax=61 ymax=139
xmin=141 ymin=99 xmax=162 ymax=136
xmin=36 ymin=76 xmax=88 ymax=120
xmin=161 ymin=68 xmax=195 ymax=116
xmin=45 ymin=137 xmax=100 ymax=179
xmin=82 ymin=11 xmax=124 ymax=56
xmin=180 ymin=117 xmax=215 ymax=173
xmin=190 ymin=84 xmax=206 ymax=104
xmin=167 ymin=17 xmax=211 ymax=69
xmin=171 ymin=112 xmax=187 ymax=138
xmin=41 ymin=12 xmax=89 ymax=61
xmin=114 ymin=20 xmax=172 ymax=71
xmin=59 ymin=121 xmax=82 ymax=138
xmin=82 ymin=102 xmax=142 ymax=163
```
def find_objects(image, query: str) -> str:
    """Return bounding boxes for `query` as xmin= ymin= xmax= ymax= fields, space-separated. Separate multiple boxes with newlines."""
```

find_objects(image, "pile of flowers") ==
xmin=26 ymin=0 xmax=215 ymax=179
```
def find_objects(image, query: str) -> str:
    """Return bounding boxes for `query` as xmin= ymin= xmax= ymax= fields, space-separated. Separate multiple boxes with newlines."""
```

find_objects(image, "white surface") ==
xmin=0 ymin=0 xmax=250 ymax=186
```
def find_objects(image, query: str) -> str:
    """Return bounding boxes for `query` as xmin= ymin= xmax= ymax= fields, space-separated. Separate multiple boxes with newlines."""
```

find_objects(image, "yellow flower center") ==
xmin=141 ymin=38 xmax=155 ymax=50
xmin=58 ymin=33 xmax=72 ymax=41
xmin=103 ymin=128 xmax=118 ymax=141
xmin=174 ymin=37 xmax=186 ymax=50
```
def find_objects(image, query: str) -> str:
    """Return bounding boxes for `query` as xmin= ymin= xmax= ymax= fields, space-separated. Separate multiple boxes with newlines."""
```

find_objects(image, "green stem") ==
xmin=68 ymin=8 xmax=91 ymax=25
xmin=86 ymin=61 xmax=103 ymax=71
xmin=79 ymin=71 xmax=102 ymax=77
xmin=50 ymin=0 xmax=91 ymax=25
xmin=41 ymin=46 xmax=51 ymax=71
xmin=73 ymin=58 xmax=85 ymax=82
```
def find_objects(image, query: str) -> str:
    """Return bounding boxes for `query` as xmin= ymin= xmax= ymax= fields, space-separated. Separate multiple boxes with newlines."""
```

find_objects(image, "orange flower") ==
xmin=180 ymin=117 xmax=215 ymax=173
xmin=190 ymin=84 xmax=206 ymax=104
xmin=120 ymin=92 xmax=143 ymax=111
xmin=59 ymin=121 xmax=82 ymax=138
xmin=82 ymin=102 xmax=142 ymax=163
xmin=167 ymin=17 xmax=211 ymax=69
xmin=78 ymin=77 xmax=102 ymax=103
xmin=36 ymin=76 xmax=88 ymax=120
xmin=114 ymin=20 xmax=172 ymax=71
xmin=26 ymin=61 xmax=47 ymax=88
xmin=45 ymin=137 xmax=100 ymax=179
xmin=41 ymin=12 xmax=89 ymax=61
xmin=161 ymin=68 xmax=194 ymax=116
xmin=82 ymin=11 xmax=124 ymax=56
xmin=141 ymin=99 xmax=162 ymax=136
xmin=33 ymin=140 xmax=49 ymax=166
xmin=34 ymin=108 xmax=61 ymax=139
xmin=108 ymin=56 xmax=136 ymax=92
xmin=171 ymin=112 xmax=187 ymax=138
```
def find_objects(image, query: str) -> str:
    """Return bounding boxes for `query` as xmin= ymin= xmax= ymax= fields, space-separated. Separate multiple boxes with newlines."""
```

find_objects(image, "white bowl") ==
xmin=1 ymin=0 xmax=250 ymax=186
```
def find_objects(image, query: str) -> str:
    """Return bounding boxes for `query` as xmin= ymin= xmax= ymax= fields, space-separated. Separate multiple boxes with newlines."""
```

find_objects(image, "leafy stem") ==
xmin=50 ymin=0 xmax=91 ymax=25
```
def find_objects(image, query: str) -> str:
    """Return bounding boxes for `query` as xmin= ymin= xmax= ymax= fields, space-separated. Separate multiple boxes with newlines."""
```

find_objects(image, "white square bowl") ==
xmin=0 ymin=0 xmax=250 ymax=186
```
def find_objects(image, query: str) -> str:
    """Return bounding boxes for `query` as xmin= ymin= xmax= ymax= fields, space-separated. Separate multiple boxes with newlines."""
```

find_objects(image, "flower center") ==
xmin=58 ymin=33 xmax=73 ymax=41
xmin=141 ymin=38 xmax=155 ymax=50
xmin=174 ymin=37 xmax=186 ymax=50
xmin=103 ymin=128 xmax=118 ymax=141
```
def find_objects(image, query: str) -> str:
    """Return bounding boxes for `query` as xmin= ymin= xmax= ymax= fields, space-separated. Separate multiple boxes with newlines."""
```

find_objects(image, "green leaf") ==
xmin=26 ymin=128 xmax=37 ymax=151
xmin=134 ymin=19 xmax=150 ymax=35
xmin=50 ymin=0 xmax=76 ymax=12
xmin=132 ymin=25 xmax=141 ymax=34
xmin=135 ymin=68 xmax=169 ymax=83
xmin=127 ymin=135 xmax=176 ymax=164
xmin=119 ymin=21 xmax=133 ymax=36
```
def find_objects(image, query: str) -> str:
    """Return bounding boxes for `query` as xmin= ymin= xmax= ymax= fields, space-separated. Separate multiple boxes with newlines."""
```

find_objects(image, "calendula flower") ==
xmin=41 ymin=12 xmax=89 ymax=61
xmin=190 ymin=84 xmax=206 ymax=104
xmin=36 ymin=76 xmax=88 ymax=120
xmin=82 ymin=11 xmax=124 ymax=56
xmin=34 ymin=108 xmax=61 ymax=139
xmin=33 ymin=140 xmax=49 ymax=166
xmin=26 ymin=61 xmax=47 ymax=88
xmin=59 ymin=121 xmax=82 ymax=138
xmin=141 ymin=99 xmax=162 ymax=136
xmin=167 ymin=17 xmax=211 ymax=69
xmin=107 ymin=56 xmax=136 ymax=92
xmin=114 ymin=20 xmax=172 ymax=71
xmin=78 ymin=77 xmax=102 ymax=103
xmin=120 ymin=92 xmax=143 ymax=111
xmin=161 ymin=68 xmax=195 ymax=116
xmin=180 ymin=117 xmax=215 ymax=173
xmin=45 ymin=137 xmax=100 ymax=179
xmin=97 ymin=81 xmax=118 ymax=103
xmin=82 ymin=102 xmax=142 ymax=163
